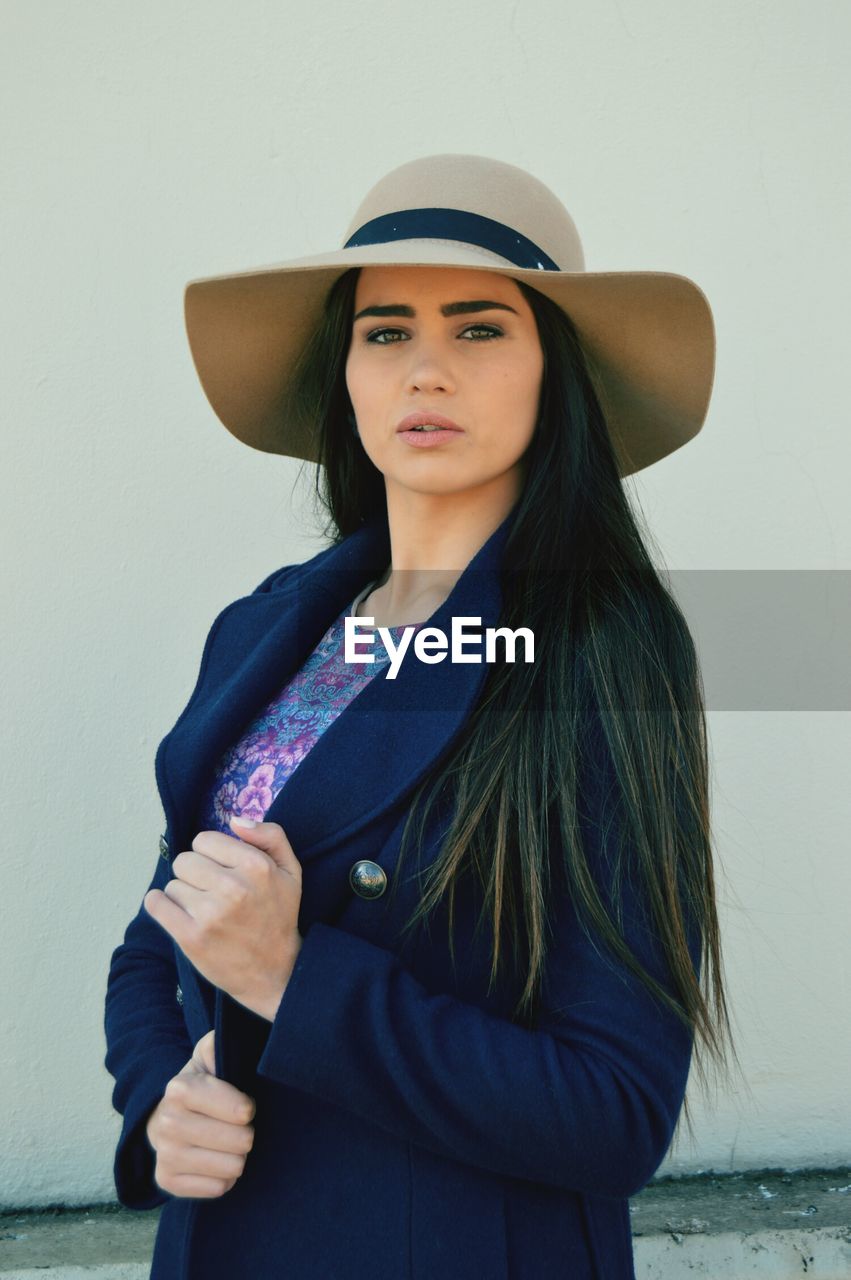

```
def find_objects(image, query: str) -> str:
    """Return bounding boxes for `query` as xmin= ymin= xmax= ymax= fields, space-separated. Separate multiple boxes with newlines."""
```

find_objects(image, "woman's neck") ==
xmin=371 ymin=481 xmax=520 ymax=625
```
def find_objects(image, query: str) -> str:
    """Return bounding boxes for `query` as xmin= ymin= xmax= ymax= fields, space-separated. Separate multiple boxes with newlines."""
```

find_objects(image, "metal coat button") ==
xmin=349 ymin=860 xmax=388 ymax=900
xmin=159 ymin=833 xmax=170 ymax=860
xmin=175 ymin=983 xmax=183 ymax=1006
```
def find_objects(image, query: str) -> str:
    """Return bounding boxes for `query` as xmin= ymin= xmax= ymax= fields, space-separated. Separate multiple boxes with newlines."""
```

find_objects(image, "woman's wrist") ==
xmin=243 ymin=932 xmax=304 ymax=1022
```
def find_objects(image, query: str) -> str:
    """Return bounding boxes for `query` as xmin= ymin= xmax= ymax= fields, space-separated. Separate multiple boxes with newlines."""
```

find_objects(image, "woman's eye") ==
xmin=461 ymin=325 xmax=503 ymax=341
xmin=365 ymin=324 xmax=503 ymax=344
xmin=365 ymin=328 xmax=404 ymax=344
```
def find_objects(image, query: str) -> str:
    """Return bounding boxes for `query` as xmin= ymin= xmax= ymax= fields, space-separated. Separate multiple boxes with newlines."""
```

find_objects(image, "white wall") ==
xmin=2 ymin=0 xmax=848 ymax=1206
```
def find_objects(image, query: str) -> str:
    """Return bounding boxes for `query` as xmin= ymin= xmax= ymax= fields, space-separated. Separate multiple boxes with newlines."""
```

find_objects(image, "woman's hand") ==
xmin=143 ymin=817 xmax=304 ymax=1021
xmin=145 ymin=1030 xmax=255 ymax=1199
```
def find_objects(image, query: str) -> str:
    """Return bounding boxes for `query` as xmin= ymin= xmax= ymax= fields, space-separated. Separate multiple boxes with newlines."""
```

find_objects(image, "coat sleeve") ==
xmin=103 ymin=560 xmax=302 ymax=1208
xmin=103 ymin=847 xmax=195 ymax=1210
xmin=251 ymin=712 xmax=703 ymax=1201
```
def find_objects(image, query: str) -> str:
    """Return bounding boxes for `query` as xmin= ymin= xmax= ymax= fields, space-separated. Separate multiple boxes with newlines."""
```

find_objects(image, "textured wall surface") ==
xmin=2 ymin=0 xmax=849 ymax=1206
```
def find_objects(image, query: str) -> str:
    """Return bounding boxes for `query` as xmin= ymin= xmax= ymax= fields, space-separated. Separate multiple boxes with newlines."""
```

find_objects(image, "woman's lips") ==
xmin=395 ymin=411 xmax=464 ymax=447
xmin=396 ymin=411 xmax=462 ymax=432
xmin=397 ymin=428 xmax=463 ymax=448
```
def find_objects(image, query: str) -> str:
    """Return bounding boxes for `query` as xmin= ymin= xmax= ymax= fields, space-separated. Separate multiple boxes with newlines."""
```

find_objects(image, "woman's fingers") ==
xmin=168 ymin=847 xmax=227 ymax=890
xmin=160 ymin=1172 xmax=238 ymax=1199
xmin=192 ymin=1029 xmax=216 ymax=1075
xmin=147 ymin=1041 xmax=257 ymax=1199
xmin=149 ymin=1092 xmax=253 ymax=1198
xmin=157 ymin=1140 xmax=249 ymax=1182
xmin=155 ymin=1103 xmax=255 ymax=1156
xmin=170 ymin=1062 xmax=256 ymax=1127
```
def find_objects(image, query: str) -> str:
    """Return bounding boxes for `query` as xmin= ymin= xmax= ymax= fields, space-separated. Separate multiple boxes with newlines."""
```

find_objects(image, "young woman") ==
xmin=104 ymin=153 xmax=738 ymax=1279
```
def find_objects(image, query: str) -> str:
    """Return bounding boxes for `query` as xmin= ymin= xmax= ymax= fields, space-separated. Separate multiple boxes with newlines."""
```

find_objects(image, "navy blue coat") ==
xmin=104 ymin=506 xmax=700 ymax=1279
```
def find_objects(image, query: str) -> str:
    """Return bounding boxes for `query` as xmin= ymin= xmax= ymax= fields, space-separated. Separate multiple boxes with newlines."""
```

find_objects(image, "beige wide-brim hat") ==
xmin=183 ymin=153 xmax=716 ymax=477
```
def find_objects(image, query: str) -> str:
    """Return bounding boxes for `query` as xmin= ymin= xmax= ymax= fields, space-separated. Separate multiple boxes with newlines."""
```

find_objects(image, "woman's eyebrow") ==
xmin=353 ymin=300 xmax=519 ymax=322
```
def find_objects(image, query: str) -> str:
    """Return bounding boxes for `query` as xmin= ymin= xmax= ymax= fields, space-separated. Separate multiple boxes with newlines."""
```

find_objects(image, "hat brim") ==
xmin=183 ymin=239 xmax=716 ymax=477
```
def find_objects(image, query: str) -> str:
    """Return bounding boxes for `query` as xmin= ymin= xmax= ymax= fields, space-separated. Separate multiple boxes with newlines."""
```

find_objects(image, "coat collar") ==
xmin=156 ymin=504 xmax=518 ymax=867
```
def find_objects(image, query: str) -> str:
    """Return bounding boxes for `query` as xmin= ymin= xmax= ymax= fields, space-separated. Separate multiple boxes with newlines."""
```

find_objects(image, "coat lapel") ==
xmin=156 ymin=506 xmax=515 ymax=866
xmin=154 ymin=512 xmax=391 ymax=859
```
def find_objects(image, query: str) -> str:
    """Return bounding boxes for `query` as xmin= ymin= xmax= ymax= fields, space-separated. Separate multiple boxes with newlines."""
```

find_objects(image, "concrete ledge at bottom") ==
xmin=0 ymin=1167 xmax=849 ymax=1278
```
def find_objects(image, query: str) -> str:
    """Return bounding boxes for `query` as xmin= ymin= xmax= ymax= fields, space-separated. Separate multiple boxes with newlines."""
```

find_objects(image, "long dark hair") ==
xmin=287 ymin=266 xmax=742 ymax=1140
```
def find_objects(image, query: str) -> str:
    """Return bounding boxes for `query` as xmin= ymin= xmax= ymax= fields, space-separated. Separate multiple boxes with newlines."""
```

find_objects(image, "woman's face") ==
xmin=345 ymin=265 xmax=544 ymax=505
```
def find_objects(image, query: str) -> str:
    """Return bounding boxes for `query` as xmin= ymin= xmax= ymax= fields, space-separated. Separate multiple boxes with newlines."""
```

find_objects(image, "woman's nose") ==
xmin=405 ymin=344 xmax=456 ymax=393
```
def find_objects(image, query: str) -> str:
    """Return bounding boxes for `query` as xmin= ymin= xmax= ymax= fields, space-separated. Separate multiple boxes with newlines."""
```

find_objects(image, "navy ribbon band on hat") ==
xmin=344 ymin=208 xmax=560 ymax=272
